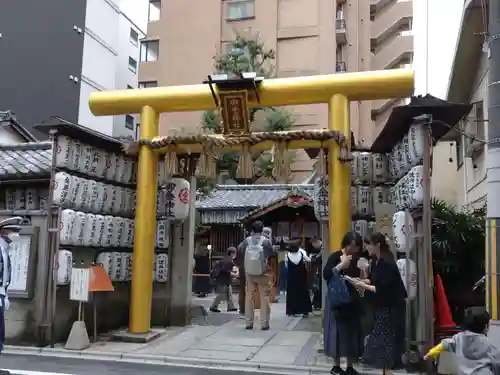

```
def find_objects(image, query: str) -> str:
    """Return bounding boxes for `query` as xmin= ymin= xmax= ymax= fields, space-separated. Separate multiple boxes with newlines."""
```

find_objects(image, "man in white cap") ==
xmin=0 ymin=216 xmax=23 ymax=358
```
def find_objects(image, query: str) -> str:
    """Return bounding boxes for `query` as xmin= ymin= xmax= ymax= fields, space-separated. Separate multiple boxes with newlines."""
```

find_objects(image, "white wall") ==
xmin=112 ymin=10 xmax=146 ymax=137
xmin=0 ymin=126 xmax=24 ymax=144
xmin=456 ymin=50 xmax=488 ymax=210
xmin=78 ymin=0 xmax=120 ymax=135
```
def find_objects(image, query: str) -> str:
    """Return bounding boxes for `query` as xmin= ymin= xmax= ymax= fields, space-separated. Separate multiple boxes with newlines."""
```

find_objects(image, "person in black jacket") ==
xmin=210 ymin=247 xmax=238 ymax=313
xmin=347 ymin=233 xmax=407 ymax=375
xmin=323 ymin=232 xmax=365 ymax=375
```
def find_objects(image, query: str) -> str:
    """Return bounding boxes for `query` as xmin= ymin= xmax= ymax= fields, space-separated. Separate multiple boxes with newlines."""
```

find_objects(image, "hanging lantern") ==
xmin=164 ymin=144 xmax=178 ymax=177
xmin=236 ymin=143 xmax=254 ymax=179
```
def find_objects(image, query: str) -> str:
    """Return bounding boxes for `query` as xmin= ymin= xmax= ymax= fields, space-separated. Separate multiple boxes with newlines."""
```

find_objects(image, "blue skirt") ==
xmin=323 ymin=299 xmax=363 ymax=360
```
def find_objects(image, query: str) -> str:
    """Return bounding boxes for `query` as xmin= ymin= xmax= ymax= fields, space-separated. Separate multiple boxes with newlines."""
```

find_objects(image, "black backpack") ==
xmin=210 ymin=261 xmax=222 ymax=283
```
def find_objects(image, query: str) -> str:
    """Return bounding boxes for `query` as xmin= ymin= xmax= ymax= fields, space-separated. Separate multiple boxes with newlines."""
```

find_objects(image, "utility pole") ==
xmin=487 ymin=0 xmax=500 ymax=342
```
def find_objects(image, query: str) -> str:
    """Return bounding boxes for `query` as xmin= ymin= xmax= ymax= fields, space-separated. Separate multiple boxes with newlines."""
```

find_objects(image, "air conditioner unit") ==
xmin=465 ymin=139 xmax=484 ymax=157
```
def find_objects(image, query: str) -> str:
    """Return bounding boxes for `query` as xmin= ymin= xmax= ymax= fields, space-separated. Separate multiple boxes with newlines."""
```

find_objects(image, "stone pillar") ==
xmin=167 ymin=176 xmax=196 ymax=326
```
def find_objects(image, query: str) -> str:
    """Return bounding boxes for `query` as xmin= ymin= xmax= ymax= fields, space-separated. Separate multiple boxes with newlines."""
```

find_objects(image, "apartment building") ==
xmin=0 ymin=0 xmax=148 ymax=140
xmin=445 ymin=0 xmax=488 ymax=211
xmin=139 ymin=0 xmax=414 ymax=182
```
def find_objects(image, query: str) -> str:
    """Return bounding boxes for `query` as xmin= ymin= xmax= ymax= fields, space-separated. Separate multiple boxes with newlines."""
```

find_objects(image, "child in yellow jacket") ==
xmin=424 ymin=307 xmax=500 ymax=375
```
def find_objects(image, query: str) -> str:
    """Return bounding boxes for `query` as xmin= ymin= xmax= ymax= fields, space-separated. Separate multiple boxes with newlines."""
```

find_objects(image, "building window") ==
xmin=139 ymin=81 xmax=158 ymax=88
xmin=128 ymin=57 xmax=137 ymax=73
xmin=149 ymin=0 xmax=161 ymax=22
xmin=125 ymin=115 xmax=134 ymax=130
xmin=129 ymin=28 xmax=139 ymax=46
xmin=227 ymin=0 xmax=255 ymax=21
xmin=140 ymin=40 xmax=159 ymax=62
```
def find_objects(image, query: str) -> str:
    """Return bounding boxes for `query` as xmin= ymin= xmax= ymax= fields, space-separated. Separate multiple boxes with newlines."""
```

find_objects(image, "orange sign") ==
xmin=88 ymin=265 xmax=114 ymax=292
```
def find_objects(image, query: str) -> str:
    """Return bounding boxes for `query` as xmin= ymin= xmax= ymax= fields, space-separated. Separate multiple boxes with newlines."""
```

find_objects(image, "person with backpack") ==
xmin=209 ymin=247 xmax=238 ymax=313
xmin=238 ymin=220 xmax=275 ymax=330
xmin=323 ymin=231 xmax=365 ymax=375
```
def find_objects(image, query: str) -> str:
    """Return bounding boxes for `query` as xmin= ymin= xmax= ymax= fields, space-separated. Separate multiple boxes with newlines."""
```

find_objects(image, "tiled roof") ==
xmin=0 ymin=142 xmax=52 ymax=179
xmin=196 ymin=184 xmax=314 ymax=210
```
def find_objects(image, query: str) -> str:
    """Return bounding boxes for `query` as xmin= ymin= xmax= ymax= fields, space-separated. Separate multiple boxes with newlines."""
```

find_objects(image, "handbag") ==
xmin=328 ymin=269 xmax=352 ymax=309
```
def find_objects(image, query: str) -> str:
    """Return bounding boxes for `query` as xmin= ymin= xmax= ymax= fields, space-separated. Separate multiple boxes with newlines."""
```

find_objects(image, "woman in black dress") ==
xmin=193 ymin=244 xmax=211 ymax=297
xmin=323 ymin=232 xmax=365 ymax=375
xmin=347 ymin=233 xmax=407 ymax=375
xmin=285 ymin=239 xmax=312 ymax=317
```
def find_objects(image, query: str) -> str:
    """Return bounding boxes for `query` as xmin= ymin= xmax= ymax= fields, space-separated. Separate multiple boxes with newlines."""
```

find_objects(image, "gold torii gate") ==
xmin=89 ymin=69 xmax=414 ymax=334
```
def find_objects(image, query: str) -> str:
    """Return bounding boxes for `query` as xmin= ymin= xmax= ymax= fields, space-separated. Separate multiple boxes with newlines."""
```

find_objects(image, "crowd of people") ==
xmin=193 ymin=221 xmax=500 ymax=375
xmin=192 ymin=221 xmax=409 ymax=375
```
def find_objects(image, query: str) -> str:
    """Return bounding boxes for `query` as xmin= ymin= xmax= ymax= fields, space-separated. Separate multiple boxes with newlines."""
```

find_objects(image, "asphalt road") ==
xmin=0 ymin=354 xmax=286 ymax=375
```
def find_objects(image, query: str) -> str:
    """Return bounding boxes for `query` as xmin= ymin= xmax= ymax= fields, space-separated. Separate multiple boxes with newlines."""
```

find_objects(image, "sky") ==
xmin=413 ymin=0 xmax=464 ymax=99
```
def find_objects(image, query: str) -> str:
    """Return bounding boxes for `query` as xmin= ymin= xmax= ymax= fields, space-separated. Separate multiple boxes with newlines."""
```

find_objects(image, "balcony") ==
xmin=371 ymin=32 xmax=413 ymax=70
xmin=371 ymin=0 xmax=412 ymax=42
xmin=336 ymin=19 xmax=347 ymax=44
xmin=336 ymin=61 xmax=347 ymax=73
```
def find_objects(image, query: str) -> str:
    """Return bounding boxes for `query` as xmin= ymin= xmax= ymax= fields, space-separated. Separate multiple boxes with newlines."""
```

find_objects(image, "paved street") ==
xmin=0 ymin=353 xmax=285 ymax=375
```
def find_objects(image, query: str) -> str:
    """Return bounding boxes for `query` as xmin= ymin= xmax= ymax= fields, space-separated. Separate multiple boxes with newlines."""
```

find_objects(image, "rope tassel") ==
xmin=236 ymin=143 xmax=254 ymax=179
xmin=272 ymin=142 xmax=289 ymax=183
xmin=315 ymin=146 xmax=327 ymax=176
xmin=164 ymin=145 xmax=178 ymax=177
xmin=195 ymin=145 xmax=217 ymax=179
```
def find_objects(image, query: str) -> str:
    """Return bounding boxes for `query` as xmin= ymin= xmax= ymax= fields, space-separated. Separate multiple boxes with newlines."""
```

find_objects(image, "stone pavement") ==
xmin=3 ymin=296 xmax=418 ymax=375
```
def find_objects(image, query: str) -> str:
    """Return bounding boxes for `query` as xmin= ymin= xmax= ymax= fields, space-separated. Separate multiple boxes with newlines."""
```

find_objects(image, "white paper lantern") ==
xmin=357 ymin=186 xmax=373 ymax=217
xmin=74 ymin=177 xmax=90 ymax=210
xmin=111 ymin=217 xmax=125 ymax=247
xmin=397 ymin=258 xmax=417 ymax=300
xmin=113 ymin=187 xmax=125 ymax=215
xmin=104 ymin=152 xmax=118 ymax=181
xmin=121 ymin=219 xmax=134 ymax=248
xmin=82 ymin=213 xmax=96 ymax=247
xmin=120 ymin=253 xmax=133 ymax=281
xmin=59 ymin=209 xmax=76 ymax=245
xmin=392 ymin=211 xmax=414 ymax=252
xmin=351 ymin=187 xmax=358 ymax=216
xmin=163 ymin=178 xmax=191 ymax=220
xmin=110 ymin=252 xmax=122 ymax=281
xmin=72 ymin=211 xmax=87 ymax=246
xmin=89 ymin=148 xmax=106 ymax=178
xmin=93 ymin=214 xmax=106 ymax=247
xmin=85 ymin=179 xmax=99 ymax=212
xmin=157 ymin=160 xmax=167 ymax=186
xmin=372 ymin=186 xmax=389 ymax=209
xmin=79 ymin=144 xmax=93 ymax=175
xmin=96 ymin=252 xmax=112 ymax=278
xmin=54 ymin=135 xmax=73 ymax=169
xmin=409 ymin=123 xmax=425 ymax=163
xmin=115 ymin=155 xmax=126 ymax=183
xmin=407 ymin=165 xmax=424 ymax=208
xmin=70 ymin=141 xmax=83 ymax=171
xmin=358 ymin=152 xmax=373 ymax=183
xmin=52 ymin=172 xmax=73 ymax=207
xmin=372 ymin=153 xmax=389 ymax=183
xmin=102 ymin=216 xmax=115 ymax=247
xmin=121 ymin=157 xmax=134 ymax=184
xmin=57 ymin=250 xmax=73 ymax=285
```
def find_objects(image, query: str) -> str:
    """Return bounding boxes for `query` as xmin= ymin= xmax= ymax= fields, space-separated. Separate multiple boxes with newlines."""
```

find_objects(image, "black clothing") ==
xmin=323 ymin=251 xmax=363 ymax=360
xmin=193 ymin=253 xmax=211 ymax=294
xmin=286 ymin=253 xmax=312 ymax=316
xmin=362 ymin=255 xmax=406 ymax=369
xmin=215 ymin=257 xmax=234 ymax=286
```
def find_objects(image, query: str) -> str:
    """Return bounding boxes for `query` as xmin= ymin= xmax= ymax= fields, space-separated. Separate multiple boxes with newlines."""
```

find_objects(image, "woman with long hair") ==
xmin=285 ymin=238 xmax=312 ymax=317
xmin=346 ymin=233 xmax=407 ymax=375
xmin=323 ymin=231 xmax=365 ymax=375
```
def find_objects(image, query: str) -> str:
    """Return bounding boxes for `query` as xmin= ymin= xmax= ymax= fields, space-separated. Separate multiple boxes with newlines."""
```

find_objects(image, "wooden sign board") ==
xmin=219 ymin=91 xmax=250 ymax=135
